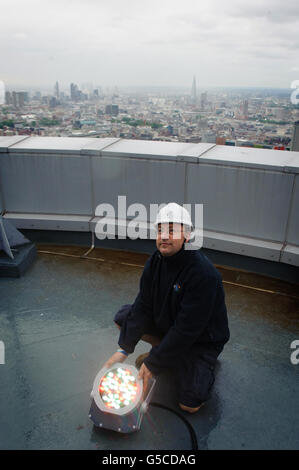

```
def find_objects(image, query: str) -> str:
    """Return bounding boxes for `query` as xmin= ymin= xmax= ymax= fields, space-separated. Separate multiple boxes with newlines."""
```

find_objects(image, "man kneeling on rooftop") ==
xmin=104 ymin=203 xmax=230 ymax=413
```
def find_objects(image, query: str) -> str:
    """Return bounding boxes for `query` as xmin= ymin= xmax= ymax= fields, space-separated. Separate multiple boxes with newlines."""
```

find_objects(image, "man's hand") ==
xmin=103 ymin=351 xmax=127 ymax=369
xmin=138 ymin=363 xmax=153 ymax=399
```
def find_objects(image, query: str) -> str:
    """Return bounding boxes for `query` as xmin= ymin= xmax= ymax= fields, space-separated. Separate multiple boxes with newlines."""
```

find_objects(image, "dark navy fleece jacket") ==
xmin=118 ymin=247 xmax=230 ymax=375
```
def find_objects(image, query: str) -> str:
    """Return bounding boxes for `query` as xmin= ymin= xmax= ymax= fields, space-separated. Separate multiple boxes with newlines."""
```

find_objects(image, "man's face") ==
xmin=156 ymin=223 xmax=188 ymax=257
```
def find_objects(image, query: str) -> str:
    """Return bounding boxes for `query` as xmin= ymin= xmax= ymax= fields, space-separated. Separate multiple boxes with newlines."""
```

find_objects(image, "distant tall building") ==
xmin=291 ymin=121 xmax=299 ymax=151
xmin=243 ymin=99 xmax=249 ymax=119
xmin=11 ymin=91 xmax=26 ymax=108
xmin=200 ymin=92 xmax=207 ymax=109
xmin=54 ymin=81 xmax=59 ymax=99
xmin=33 ymin=91 xmax=41 ymax=100
xmin=70 ymin=83 xmax=77 ymax=100
xmin=81 ymin=82 xmax=93 ymax=94
xmin=0 ymin=81 xmax=4 ymax=105
xmin=12 ymin=92 xmax=17 ymax=107
xmin=5 ymin=91 xmax=12 ymax=105
xmin=216 ymin=136 xmax=226 ymax=145
xmin=70 ymin=83 xmax=87 ymax=101
xmin=191 ymin=76 xmax=197 ymax=104
xmin=49 ymin=96 xmax=58 ymax=108
xmin=105 ymin=104 xmax=119 ymax=116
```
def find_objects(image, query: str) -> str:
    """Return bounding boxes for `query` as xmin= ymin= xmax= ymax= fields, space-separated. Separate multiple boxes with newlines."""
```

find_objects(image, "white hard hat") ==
xmin=154 ymin=203 xmax=193 ymax=229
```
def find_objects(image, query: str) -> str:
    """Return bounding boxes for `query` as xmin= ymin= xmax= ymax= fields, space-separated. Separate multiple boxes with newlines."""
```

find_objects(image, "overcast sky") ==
xmin=1 ymin=0 xmax=299 ymax=91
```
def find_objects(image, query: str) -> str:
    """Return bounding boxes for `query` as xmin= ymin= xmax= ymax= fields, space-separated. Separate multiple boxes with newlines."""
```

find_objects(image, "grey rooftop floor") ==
xmin=0 ymin=245 xmax=299 ymax=450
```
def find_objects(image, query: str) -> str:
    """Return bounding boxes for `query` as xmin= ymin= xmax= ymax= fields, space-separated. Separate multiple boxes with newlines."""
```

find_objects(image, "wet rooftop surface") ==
xmin=0 ymin=244 xmax=299 ymax=450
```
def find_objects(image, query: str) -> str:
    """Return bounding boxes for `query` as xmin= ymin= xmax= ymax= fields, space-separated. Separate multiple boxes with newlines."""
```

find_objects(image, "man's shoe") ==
xmin=179 ymin=402 xmax=205 ymax=414
xmin=135 ymin=352 xmax=150 ymax=369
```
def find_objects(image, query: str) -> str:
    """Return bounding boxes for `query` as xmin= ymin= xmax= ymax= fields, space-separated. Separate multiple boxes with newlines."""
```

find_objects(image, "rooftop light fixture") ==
xmin=89 ymin=363 xmax=156 ymax=433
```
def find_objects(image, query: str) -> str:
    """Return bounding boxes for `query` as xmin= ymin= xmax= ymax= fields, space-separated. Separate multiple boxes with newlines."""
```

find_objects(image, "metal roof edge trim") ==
xmin=6 ymin=136 xmax=96 ymax=155
xmin=196 ymin=156 xmax=285 ymax=172
xmin=100 ymin=150 xmax=190 ymax=162
xmin=202 ymin=229 xmax=282 ymax=246
xmin=1 ymin=136 xmax=298 ymax=171
xmin=284 ymin=156 xmax=299 ymax=174
xmin=0 ymin=136 xmax=30 ymax=153
xmin=201 ymin=229 xmax=283 ymax=262
xmin=280 ymin=244 xmax=299 ymax=267
xmin=100 ymin=140 xmax=202 ymax=162
xmin=194 ymin=145 xmax=299 ymax=174
xmin=8 ymin=148 xmax=83 ymax=155
xmin=80 ymin=138 xmax=122 ymax=156
xmin=3 ymin=213 xmax=92 ymax=232
xmin=90 ymin=216 xmax=156 ymax=239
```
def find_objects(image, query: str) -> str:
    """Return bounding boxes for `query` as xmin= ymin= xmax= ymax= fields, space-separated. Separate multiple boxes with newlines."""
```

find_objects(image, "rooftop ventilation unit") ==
xmin=0 ymin=215 xmax=36 ymax=277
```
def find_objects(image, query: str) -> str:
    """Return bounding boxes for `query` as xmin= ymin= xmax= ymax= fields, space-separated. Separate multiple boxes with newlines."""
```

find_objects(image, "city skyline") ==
xmin=2 ymin=78 xmax=297 ymax=151
xmin=4 ymin=82 xmax=297 ymax=96
xmin=1 ymin=0 xmax=299 ymax=89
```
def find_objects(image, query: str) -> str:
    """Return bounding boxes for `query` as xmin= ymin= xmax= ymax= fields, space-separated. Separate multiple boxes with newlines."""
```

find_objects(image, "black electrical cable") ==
xmin=149 ymin=402 xmax=198 ymax=451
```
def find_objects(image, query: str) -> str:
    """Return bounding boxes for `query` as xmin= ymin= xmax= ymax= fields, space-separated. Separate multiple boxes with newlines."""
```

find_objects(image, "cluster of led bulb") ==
xmin=99 ymin=367 xmax=138 ymax=410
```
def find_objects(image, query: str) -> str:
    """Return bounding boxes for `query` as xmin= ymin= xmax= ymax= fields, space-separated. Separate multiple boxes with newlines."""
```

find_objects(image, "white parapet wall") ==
xmin=0 ymin=136 xmax=298 ymax=267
